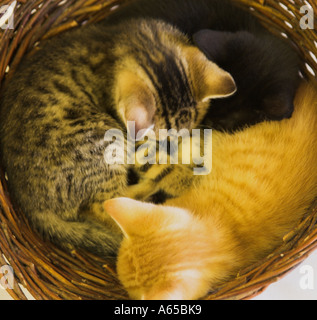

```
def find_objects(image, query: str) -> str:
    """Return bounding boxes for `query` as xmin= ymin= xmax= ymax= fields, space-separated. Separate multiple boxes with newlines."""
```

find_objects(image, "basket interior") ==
xmin=0 ymin=0 xmax=316 ymax=300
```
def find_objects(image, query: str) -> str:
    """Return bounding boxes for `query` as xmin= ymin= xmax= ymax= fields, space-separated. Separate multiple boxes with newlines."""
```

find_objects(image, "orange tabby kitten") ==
xmin=105 ymin=83 xmax=317 ymax=300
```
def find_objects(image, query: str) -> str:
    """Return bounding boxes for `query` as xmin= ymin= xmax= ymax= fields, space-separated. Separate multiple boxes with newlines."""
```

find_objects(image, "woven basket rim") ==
xmin=0 ymin=0 xmax=316 ymax=300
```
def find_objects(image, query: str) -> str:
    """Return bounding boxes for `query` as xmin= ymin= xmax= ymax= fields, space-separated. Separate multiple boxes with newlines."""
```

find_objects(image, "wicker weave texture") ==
xmin=0 ymin=0 xmax=316 ymax=300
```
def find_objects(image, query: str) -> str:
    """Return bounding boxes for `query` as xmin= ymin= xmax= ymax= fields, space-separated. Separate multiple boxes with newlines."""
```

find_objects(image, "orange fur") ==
xmin=105 ymin=82 xmax=317 ymax=300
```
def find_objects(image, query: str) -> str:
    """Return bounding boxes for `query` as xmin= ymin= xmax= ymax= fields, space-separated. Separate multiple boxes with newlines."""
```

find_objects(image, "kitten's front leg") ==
xmin=125 ymin=131 xmax=212 ymax=202
xmin=125 ymin=135 xmax=200 ymax=202
xmin=124 ymin=164 xmax=166 ymax=200
xmin=124 ymin=180 xmax=157 ymax=201
xmin=125 ymin=164 xmax=195 ymax=201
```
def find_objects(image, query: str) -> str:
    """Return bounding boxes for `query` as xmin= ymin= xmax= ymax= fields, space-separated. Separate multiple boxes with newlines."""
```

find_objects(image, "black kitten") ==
xmin=104 ymin=0 xmax=300 ymax=132
xmin=194 ymin=30 xmax=300 ymax=131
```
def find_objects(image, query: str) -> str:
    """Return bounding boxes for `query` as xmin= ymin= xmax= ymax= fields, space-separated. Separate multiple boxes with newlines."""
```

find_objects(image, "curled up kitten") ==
xmin=105 ymin=83 xmax=317 ymax=300
xmin=0 ymin=19 xmax=235 ymax=258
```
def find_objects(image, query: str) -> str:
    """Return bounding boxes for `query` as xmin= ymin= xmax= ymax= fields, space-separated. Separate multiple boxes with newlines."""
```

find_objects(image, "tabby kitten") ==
xmin=103 ymin=0 xmax=300 ymax=131
xmin=0 ymin=19 xmax=235 ymax=257
xmin=105 ymin=83 xmax=317 ymax=300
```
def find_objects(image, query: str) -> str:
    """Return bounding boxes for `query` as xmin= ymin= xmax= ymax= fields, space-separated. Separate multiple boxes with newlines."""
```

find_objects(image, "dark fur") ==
xmin=103 ymin=0 xmax=300 ymax=131
xmin=194 ymin=30 xmax=299 ymax=131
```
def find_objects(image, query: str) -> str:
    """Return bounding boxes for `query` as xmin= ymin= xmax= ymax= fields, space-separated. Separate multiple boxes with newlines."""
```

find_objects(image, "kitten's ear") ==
xmin=193 ymin=29 xmax=232 ymax=61
xmin=184 ymin=46 xmax=236 ymax=102
xmin=104 ymin=197 xmax=154 ymax=237
xmin=262 ymin=91 xmax=295 ymax=119
xmin=116 ymin=71 xmax=156 ymax=137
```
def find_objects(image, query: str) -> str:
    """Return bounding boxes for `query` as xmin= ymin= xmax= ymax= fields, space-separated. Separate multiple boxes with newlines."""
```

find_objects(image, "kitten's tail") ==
xmin=31 ymin=212 xmax=122 ymax=258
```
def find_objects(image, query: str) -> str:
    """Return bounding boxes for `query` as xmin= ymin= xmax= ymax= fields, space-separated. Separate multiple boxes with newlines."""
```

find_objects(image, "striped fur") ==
xmin=0 ymin=18 xmax=233 ymax=257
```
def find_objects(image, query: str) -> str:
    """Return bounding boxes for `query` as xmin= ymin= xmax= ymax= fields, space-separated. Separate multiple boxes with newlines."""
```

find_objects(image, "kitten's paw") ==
xmin=125 ymin=183 xmax=156 ymax=200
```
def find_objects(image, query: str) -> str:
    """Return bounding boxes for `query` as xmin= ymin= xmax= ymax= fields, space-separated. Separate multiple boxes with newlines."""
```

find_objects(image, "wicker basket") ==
xmin=0 ymin=0 xmax=316 ymax=300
